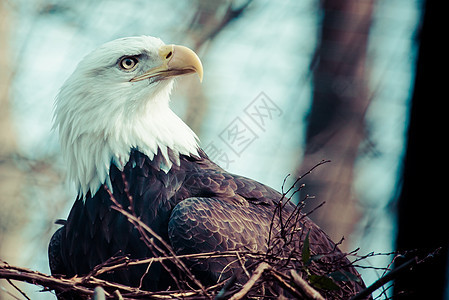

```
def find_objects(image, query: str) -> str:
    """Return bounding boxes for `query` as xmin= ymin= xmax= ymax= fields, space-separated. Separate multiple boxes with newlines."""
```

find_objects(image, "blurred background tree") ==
xmin=297 ymin=0 xmax=374 ymax=245
xmin=1 ymin=0 xmax=443 ymax=299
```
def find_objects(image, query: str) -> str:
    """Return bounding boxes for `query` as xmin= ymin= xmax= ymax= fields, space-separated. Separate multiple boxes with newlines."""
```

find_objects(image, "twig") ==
xmin=5 ymin=279 xmax=31 ymax=300
xmin=85 ymin=251 xmax=272 ymax=278
xmin=82 ymin=255 xmax=129 ymax=283
xmin=350 ymin=257 xmax=416 ymax=300
xmin=0 ymin=263 xmax=94 ymax=298
xmin=113 ymin=289 xmax=124 ymax=300
xmin=289 ymin=270 xmax=325 ymax=300
xmin=352 ymin=249 xmax=442 ymax=300
xmin=269 ymin=269 xmax=304 ymax=299
xmin=283 ymin=160 xmax=331 ymax=198
xmin=105 ymin=186 xmax=208 ymax=297
xmin=138 ymin=259 xmax=153 ymax=289
xmin=235 ymin=251 xmax=250 ymax=279
xmin=229 ymin=262 xmax=270 ymax=300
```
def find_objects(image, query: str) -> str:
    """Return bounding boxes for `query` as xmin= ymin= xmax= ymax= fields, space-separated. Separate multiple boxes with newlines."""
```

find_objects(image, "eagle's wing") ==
xmin=176 ymin=153 xmax=342 ymax=258
xmin=168 ymin=197 xmax=273 ymax=283
xmin=168 ymin=159 xmax=366 ymax=296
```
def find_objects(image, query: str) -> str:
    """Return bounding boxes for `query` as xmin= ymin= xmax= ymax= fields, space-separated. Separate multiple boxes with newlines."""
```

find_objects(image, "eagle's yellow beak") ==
xmin=130 ymin=44 xmax=203 ymax=83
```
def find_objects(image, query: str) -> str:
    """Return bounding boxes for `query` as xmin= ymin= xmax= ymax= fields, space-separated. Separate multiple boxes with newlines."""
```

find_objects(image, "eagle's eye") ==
xmin=119 ymin=56 xmax=138 ymax=71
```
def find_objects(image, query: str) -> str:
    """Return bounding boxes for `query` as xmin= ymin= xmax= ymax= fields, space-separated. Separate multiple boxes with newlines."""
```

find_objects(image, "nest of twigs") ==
xmin=0 ymin=161 xmax=440 ymax=299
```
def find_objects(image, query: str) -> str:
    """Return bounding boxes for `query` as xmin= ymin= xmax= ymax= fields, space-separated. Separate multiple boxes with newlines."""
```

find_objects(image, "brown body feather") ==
xmin=49 ymin=149 xmax=367 ymax=298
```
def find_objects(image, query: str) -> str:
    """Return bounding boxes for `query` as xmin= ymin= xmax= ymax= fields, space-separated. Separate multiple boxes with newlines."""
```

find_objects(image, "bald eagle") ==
xmin=49 ymin=36 xmax=367 ymax=298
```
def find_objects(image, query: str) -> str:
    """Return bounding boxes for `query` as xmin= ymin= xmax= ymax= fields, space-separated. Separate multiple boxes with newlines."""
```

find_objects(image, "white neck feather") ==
xmin=54 ymin=82 xmax=199 ymax=197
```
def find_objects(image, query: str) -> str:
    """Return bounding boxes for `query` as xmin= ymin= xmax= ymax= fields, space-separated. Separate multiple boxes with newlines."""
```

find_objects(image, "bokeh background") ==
xmin=0 ymin=0 xmax=445 ymax=299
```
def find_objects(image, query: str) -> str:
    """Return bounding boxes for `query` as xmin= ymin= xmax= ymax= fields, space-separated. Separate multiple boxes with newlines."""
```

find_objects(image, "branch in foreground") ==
xmin=290 ymin=269 xmax=325 ymax=300
xmin=228 ymin=262 xmax=270 ymax=300
xmin=1 ymin=161 xmax=439 ymax=299
xmin=350 ymin=247 xmax=441 ymax=300
xmin=106 ymin=183 xmax=208 ymax=297
xmin=0 ymin=261 xmax=93 ymax=298
xmin=1 ymin=231 xmax=441 ymax=299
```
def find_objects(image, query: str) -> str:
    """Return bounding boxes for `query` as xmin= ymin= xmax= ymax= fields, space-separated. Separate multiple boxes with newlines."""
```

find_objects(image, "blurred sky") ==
xmin=2 ymin=0 xmax=422 ymax=299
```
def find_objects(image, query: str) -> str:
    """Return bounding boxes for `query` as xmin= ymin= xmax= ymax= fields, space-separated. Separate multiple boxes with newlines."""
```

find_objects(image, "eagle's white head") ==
xmin=53 ymin=36 xmax=203 ymax=197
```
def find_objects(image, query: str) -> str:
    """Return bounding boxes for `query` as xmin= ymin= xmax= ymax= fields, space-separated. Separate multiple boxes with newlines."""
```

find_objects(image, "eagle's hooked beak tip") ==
xmin=164 ymin=44 xmax=203 ymax=82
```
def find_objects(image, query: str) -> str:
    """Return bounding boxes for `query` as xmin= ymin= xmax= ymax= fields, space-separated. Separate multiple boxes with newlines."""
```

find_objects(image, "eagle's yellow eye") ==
xmin=119 ymin=56 xmax=138 ymax=71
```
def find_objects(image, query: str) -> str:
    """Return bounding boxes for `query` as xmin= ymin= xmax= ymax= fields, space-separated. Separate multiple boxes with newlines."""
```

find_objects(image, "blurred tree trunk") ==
xmin=395 ymin=1 xmax=447 ymax=298
xmin=0 ymin=12 xmax=32 ymax=300
xmin=0 ymin=1 xmax=27 ymax=260
xmin=297 ymin=0 xmax=374 ymax=248
xmin=178 ymin=0 xmax=253 ymax=135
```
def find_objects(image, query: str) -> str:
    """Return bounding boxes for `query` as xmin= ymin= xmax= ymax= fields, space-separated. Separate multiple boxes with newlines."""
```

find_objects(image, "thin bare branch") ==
xmin=289 ymin=270 xmax=325 ymax=300
xmin=229 ymin=262 xmax=270 ymax=300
